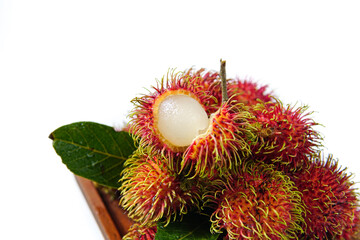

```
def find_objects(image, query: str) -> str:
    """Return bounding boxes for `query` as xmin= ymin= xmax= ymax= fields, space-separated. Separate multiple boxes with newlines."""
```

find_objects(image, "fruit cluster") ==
xmin=120 ymin=67 xmax=359 ymax=240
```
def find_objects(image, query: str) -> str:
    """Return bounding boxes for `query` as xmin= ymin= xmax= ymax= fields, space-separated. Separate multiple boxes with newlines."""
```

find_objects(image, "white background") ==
xmin=1 ymin=1 xmax=359 ymax=239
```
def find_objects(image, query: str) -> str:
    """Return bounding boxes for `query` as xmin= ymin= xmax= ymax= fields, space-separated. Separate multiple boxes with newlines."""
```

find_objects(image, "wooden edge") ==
xmin=97 ymin=186 xmax=133 ymax=237
xmin=75 ymin=175 xmax=123 ymax=240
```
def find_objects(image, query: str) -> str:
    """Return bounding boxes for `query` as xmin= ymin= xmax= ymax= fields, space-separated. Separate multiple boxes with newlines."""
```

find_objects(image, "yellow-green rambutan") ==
xmin=122 ymin=223 xmax=157 ymax=240
xmin=181 ymin=99 xmax=253 ymax=178
xmin=291 ymin=153 xmax=359 ymax=239
xmin=119 ymin=150 xmax=202 ymax=226
xmin=250 ymin=101 xmax=321 ymax=170
xmin=129 ymin=69 xmax=219 ymax=157
xmin=205 ymin=162 xmax=304 ymax=240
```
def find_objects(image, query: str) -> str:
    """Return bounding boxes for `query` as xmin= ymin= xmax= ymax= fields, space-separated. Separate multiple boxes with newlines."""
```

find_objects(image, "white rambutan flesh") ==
xmin=156 ymin=94 xmax=209 ymax=148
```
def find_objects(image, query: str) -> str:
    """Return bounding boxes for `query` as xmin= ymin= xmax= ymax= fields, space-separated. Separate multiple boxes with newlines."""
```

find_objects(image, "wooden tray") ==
xmin=75 ymin=175 xmax=133 ymax=240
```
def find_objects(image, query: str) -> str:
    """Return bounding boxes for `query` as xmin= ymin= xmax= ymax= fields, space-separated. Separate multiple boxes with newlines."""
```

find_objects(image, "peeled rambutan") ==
xmin=129 ymin=69 xmax=218 ymax=157
xmin=291 ymin=153 xmax=359 ymax=239
xmin=206 ymin=162 xmax=304 ymax=240
xmin=119 ymin=150 xmax=202 ymax=226
xmin=122 ymin=224 xmax=157 ymax=240
xmin=250 ymin=101 xmax=321 ymax=170
xmin=228 ymin=78 xmax=273 ymax=106
xmin=181 ymin=99 xmax=253 ymax=178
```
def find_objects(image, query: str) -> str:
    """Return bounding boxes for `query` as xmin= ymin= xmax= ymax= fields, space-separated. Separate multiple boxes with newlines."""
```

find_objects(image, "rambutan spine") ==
xmin=180 ymin=62 xmax=255 ymax=178
xmin=128 ymin=69 xmax=219 ymax=158
xmin=227 ymin=78 xmax=274 ymax=106
xmin=250 ymin=101 xmax=321 ymax=170
xmin=119 ymin=149 xmax=203 ymax=227
xmin=181 ymin=98 xmax=254 ymax=178
xmin=122 ymin=223 xmax=157 ymax=240
xmin=185 ymin=68 xmax=222 ymax=110
xmin=205 ymin=162 xmax=304 ymax=240
xmin=291 ymin=153 xmax=359 ymax=239
xmin=340 ymin=208 xmax=360 ymax=240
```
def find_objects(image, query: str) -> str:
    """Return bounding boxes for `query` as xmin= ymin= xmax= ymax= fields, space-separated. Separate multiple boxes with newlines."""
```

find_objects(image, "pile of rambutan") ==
xmin=119 ymin=61 xmax=359 ymax=240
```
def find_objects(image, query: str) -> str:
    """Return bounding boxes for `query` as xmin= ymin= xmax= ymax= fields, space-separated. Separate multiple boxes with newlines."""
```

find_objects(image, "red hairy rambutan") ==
xmin=206 ymin=162 xmax=304 ymax=240
xmin=181 ymin=99 xmax=253 ymax=178
xmin=250 ymin=101 xmax=321 ymax=170
xmin=228 ymin=78 xmax=273 ymax=106
xmin=119 ymin=150 xmax=202 ymax=226
xmin=122 ymin=224 xmax=157 ymax=240
xmin=186 ymin=68 xmax=222 ymax=109
xmin=129 ymin=69 xmax=219 ymax=157
xmin=291 ymin=153 xmax=359 ymax=239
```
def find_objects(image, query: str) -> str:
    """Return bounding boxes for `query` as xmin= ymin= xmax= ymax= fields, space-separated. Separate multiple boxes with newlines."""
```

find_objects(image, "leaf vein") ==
xmin=104 ymin=126 xmax=124 ymax=157
xmin=55 ymin=139 xmax=126 ymax=160
xmin=87 ymin=125 xmax=108 ymax=153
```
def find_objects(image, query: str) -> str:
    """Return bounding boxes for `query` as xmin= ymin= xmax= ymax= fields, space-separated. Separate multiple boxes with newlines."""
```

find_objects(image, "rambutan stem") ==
xmin=220 ymin=59 xmax=228 ymax=103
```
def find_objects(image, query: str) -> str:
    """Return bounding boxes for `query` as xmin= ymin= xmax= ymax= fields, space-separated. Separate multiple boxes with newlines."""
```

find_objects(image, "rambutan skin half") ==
xmin=122 ymin=224 xmax=157 ymax=240
xmin=250 ymin=101 xmax=321 ymax=170
xmin=119 ymin=150 xmax=203 ymax=226
xmin=128 ymin=69 xmax=219 ymax=156
xmin=205 ymin=162 xmax=304 ymax=240
xmin=181 ymin=99 xmax=254 ymax=178
xmin=291 ymin=153 xmax=359 ymax=239
xmin=228 ymin=78 xmax=273 ymax=106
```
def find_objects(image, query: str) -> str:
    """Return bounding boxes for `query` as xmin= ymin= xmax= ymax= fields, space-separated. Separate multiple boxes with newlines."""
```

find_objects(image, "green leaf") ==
xmin=155 ymin=213 xmax=220 ymax=240
xmin=50 ymin=121 xmax=136 ymax=188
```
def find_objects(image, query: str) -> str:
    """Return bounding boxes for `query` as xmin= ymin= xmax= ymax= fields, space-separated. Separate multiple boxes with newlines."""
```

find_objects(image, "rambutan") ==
xmin=130 ymin=66 xmax=254 ymax=178
xmin=206 ymin=162 xmax=304 ymax=240
xmin=119 ymin=150 xmax=202 ymax=226
xmin=250 ymin=101 xmax=321 ymax=170
xmin=291 ymin=153 xmax=359 ymax=239
xmin=228 ymin=78 xmax=273 ymax=106
xmin=129 ymin=69 xmax=218 ymax=157
xmin=181 ymin=98 xmax=253 ymax=178
xmin=186 ymin=68 xmax=222 ymax=109
xmin=122 ymin=224 xmax=157 ymax=240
